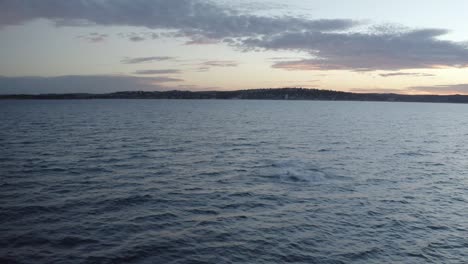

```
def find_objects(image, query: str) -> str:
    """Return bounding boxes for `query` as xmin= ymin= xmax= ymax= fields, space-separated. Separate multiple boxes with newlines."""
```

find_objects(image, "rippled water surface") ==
xmin=1 ymin=100 xmax=468 ymax=263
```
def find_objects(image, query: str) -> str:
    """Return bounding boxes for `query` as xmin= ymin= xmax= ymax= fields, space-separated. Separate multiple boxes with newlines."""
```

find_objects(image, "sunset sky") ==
xmin=1 ymin=0 xmax=468 ymax=94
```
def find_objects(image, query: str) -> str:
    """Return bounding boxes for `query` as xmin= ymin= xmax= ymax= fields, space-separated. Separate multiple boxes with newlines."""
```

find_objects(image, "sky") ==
xmin=1 ymin=0 xmax=468 ymax=94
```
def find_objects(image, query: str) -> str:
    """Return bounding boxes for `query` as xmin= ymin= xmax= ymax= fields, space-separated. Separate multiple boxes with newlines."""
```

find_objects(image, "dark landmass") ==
xmin=2 ymin=88 xmax=468 ymax=103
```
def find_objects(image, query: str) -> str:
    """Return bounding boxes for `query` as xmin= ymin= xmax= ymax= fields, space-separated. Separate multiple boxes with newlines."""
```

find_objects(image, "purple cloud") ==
xmin=121 ymin=56 xmax=176 ymax=64
xmin=202 ymin=60 xmax=238 ymax=67
xmin=134 ymin=69 xmax=181 ymax=75
xmin=379 ymin=72 xmax=436 ymax=78
xmin=77 ymin=32 xmax=108 ymax=43
xmin=264 ymin=29 xmax=468 ymax=71
xmin=1 ymin=0 xmax=467 ymax=71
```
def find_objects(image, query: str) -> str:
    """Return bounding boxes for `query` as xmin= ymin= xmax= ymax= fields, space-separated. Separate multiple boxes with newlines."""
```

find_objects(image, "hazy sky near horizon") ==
xmin=1 ymin=0 xmax=468 ymax=94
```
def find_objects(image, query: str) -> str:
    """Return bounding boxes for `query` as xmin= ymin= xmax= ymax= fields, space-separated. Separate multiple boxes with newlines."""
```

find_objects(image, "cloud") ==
xmin=379 ymin=72 xmax=436 ymax=77
xmin=121 ymin=56 xmax=175 ymax=64
xmin=194 ymin=60 xmax=238 ymax=72
xmin=196 ymin=66 xmax=210 ymax=72
xmin=272 ymin=60 xmax=346 ymax=71
xmin=77 ymin=32 xmax=108 ymax=43
xmin=268 ymin=56 xmax=304 ymax=61
xmin=264 ymin=29 xmax=468 ymax=71
xmin=129 ymin=36 xmax=145 ymax=42
xmin=185 ymin=36 xmax=219 ymax=45
xmin=1 ymin=0 xmax=468 ymax=71
xmin=133 ymin=69 xmax=181 ymax=75
xmin=0 ymin=0 xmax=354 ymax=34
xmin=0 ymin=75 xmax=182 ymax=94
xmin=408 ymin=84 xmax=468 ymax=95
xmin=118 ymin=32 xmax=162 ymax=42
xmin=202 ymin=60 xmax=238 ymax=67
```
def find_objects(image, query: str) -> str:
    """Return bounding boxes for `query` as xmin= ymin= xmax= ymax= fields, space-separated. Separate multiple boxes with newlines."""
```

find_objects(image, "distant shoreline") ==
xmin=1 ymin=88 xmax=468 ymax=104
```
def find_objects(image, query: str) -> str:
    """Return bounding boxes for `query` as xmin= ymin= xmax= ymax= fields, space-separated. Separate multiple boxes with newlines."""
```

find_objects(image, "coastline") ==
xmin=1 ymin=88 xmax=468 ymax=104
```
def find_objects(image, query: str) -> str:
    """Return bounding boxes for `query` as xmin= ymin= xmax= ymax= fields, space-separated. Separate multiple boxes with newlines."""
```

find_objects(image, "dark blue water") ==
xmin=1 ymin=100 xmax=467 ymax=263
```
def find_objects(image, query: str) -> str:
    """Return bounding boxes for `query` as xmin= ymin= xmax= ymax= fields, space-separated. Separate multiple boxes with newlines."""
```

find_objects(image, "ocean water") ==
xmin=1 ymin=99 xmax=467 ymax=264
